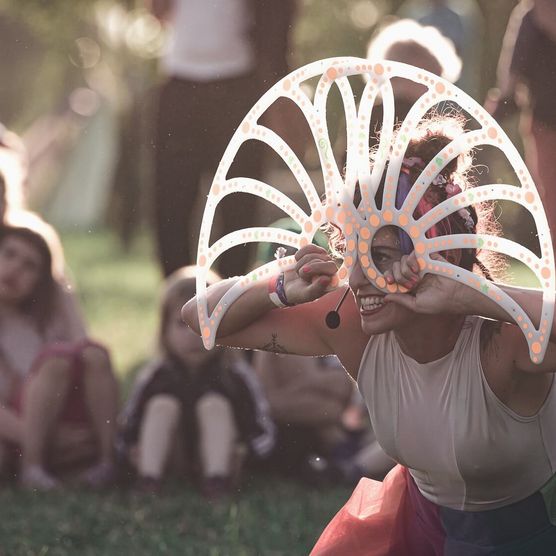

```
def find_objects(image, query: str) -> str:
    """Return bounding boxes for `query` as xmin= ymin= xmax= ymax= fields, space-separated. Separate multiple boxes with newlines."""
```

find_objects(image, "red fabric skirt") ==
xmin=311 ymin=465 xmax=415 ymax=556
xmin=311 ymin=465 xmax=556 ymax=555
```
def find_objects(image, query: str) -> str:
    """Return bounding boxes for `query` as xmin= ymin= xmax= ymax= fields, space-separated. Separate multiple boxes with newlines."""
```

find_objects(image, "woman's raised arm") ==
xmin=181 ymin=245 xmax=368 ymax=366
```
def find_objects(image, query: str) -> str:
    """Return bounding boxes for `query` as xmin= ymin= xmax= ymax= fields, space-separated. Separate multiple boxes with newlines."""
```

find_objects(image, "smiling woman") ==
xmin=182 ymin=114 xmax=556 ymax=554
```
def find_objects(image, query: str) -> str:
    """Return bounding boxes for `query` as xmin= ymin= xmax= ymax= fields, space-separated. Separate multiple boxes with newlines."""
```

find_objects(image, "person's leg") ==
xmin=50 ymin=424 xmax=96 ymax=469
xmin=21 ymin=355 xmax=73 ymax=489
xmin=79 ymin=344 xmax=119 ymax=485
xmin=0 ymin=404 xmax=22 ymax=444
xmin=196 ymin=393 xmax=238 ymax=479
xmin=0 ymin=403 xmax=21 ymax=479
xmin=207 ymin=75 xmax=264 ymax=278
xmin=137 ymin=394 xmax=181 ymax=480
xmin=153 ymin=78 xmax=204 ymax=276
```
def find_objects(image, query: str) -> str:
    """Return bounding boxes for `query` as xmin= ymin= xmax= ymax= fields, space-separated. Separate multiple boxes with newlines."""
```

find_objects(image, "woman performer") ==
xmin=182 ymin=115 xmax=556 ymax=554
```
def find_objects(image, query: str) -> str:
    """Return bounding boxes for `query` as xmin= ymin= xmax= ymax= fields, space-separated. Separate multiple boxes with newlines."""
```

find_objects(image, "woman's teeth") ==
xmin=361 ymin=296 xmax=384 ymax=311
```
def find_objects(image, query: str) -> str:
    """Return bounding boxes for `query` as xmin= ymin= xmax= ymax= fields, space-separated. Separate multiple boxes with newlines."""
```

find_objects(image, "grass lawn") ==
xmin=0 ymin=229 xmax=540 ymax=554
xmin=61 ymin=230 xmax=161 ymax=390
xmin=0 ymin=229 xmax=351 ymax=555
xmin=0 ymin=478 xmax=350 ymax=555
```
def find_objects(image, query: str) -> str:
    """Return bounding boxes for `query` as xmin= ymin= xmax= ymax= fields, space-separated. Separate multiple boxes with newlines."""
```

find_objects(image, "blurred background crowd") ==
xmin=0 ymin=0 xmax=542 ymax=249
xmin=1 ymin=0 xmax=555 ymax=552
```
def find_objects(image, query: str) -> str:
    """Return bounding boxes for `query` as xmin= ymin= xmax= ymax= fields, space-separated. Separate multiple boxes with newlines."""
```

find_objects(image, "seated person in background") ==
xmin=334 ymin=387 xmax=395 ymax=483
xmin=252 ymin=223 xmax=367 ymax=483
xmin=118 ymin=266 xmax=275 ymax=499
xmin=0 ymin=214 xmax=119 ymax=489
xmin=252 ymin=220 xmax=394 ymax=484
xmin=252 ymin=350 xmax=352 ymax=482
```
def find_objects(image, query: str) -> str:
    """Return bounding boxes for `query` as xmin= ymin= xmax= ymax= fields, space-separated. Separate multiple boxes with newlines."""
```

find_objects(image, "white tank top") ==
xmin=357 ymin=316 xmax=556 ymax=511
xmin=162 ymin=0 xmax=255 ymax=81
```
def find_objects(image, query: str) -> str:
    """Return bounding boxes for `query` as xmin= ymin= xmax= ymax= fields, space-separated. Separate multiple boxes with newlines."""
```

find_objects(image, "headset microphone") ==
xmin=325 ymin=287 xmax=350 ymax=329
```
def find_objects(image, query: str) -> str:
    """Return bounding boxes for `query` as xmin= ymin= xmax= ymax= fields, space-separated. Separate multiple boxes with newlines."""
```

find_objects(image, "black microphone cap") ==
xmin=325 ymin=310 xmax=340 ymax=329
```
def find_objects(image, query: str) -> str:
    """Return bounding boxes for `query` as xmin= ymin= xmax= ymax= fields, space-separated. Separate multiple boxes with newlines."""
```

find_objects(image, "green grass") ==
xmin=0 ymin=229 xmax=351 ymax=555
xmin=61 ymin=230 xmax=161 ymax=390
xmin=0 ymin=479 xmax=350 ymax=555
xmin=3 ymin=230 xmax=538 ymax=554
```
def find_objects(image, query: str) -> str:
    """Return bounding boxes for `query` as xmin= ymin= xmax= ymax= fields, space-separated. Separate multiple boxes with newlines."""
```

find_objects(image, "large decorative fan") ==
xmin=196 ymin=57 xmax=554 ymax=362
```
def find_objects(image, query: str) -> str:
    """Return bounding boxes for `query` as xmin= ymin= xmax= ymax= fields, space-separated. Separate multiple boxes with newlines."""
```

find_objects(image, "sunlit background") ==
xmin=1 ymin=0 xmax=517 ymax=235
xmin=0 ymin=1 xmax=528 ymax=553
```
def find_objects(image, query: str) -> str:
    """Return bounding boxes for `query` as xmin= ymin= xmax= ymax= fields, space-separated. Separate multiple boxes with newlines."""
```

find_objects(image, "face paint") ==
xmin=195 ymin=58 xmax=554 ymax=363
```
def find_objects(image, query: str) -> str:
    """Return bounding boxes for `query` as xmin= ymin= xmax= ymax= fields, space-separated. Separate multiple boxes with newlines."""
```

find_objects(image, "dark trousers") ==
xmin=152 ymin=74 xmax=263 ymax=277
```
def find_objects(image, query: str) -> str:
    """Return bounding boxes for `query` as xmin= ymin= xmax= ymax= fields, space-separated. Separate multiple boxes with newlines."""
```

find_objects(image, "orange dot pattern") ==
xmin=196 ymin=57 xmax=554 ymax=362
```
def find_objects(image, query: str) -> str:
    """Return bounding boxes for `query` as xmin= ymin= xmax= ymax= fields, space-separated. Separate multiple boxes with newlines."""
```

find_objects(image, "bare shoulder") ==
xmin=480 ymin=320 xmax=554 ymax=415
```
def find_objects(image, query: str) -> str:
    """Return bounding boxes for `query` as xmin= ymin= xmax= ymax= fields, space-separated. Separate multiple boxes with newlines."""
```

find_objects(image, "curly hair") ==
xmin=327 ymin=113 xmax=506 ymax=280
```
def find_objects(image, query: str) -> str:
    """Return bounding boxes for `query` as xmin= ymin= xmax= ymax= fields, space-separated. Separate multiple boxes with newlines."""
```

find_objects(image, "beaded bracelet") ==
xmin=268 ymin=272 xmax=294 ymax=308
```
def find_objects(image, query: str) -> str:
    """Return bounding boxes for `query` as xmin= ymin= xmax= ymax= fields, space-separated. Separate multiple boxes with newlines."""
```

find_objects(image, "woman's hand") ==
xmin=382 ymin=252 xmax=474 ymax=315
xmin=283 ymin=244 xmax=339 ymax=305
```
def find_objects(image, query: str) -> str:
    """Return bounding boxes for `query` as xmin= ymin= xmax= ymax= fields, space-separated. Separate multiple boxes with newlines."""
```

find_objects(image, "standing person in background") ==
xmin=147 ymin=0 xmax=296 ymax=278
xmin=486 ymin=0 xmax=556 ymax=244
xmin=397 ymin=0 xmax=483 ymax=99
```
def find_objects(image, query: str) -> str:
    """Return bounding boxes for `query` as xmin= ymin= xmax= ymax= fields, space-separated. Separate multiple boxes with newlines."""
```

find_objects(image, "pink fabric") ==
xmin=12 ymin=339 xmax=106 ymax=424
xmin=310 ymin=465 xmax=412 ymax=555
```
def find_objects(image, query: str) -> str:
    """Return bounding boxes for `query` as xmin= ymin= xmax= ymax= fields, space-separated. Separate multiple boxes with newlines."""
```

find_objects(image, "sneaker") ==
xmin=80 ymin=461 xmax=117 ymax=489
xmin=134 ymin=475 xmax=162 ymax=495
xmin=20 ymin=465 xmax=60 ymax=491
xmin=200 ymin=475 xmax=232 ymax=501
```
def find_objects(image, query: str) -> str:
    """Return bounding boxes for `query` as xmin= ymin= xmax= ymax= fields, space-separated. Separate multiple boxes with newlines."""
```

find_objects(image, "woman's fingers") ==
xmin=400 ymin=256 xmax=420 ymax=287
xmin=383 ymin=268 xmax=394 ymax=285
xmin=407 ymin=251 xmax=420 ymax=273
xmin=295 ymin=252 xmax=333 ymax=275
xmin=299 ymin=260 xmax=338 ymax=281
xmin=385 ymin=257 xmax=420 ymax=289
xmin=306 ymin=273 xmax=335 ymax=299
xmin=294 ymin=244 xmax=328 ymax=262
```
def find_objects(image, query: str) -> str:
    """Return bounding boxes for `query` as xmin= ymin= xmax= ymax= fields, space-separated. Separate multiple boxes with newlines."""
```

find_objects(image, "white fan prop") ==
xmin=196 ymin=57 xmax=555 ymax=363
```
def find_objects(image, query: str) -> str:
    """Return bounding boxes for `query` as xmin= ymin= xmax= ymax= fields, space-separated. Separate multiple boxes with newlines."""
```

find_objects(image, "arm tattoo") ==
xmin=259 ymin=333 xmax=289 ymax=354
